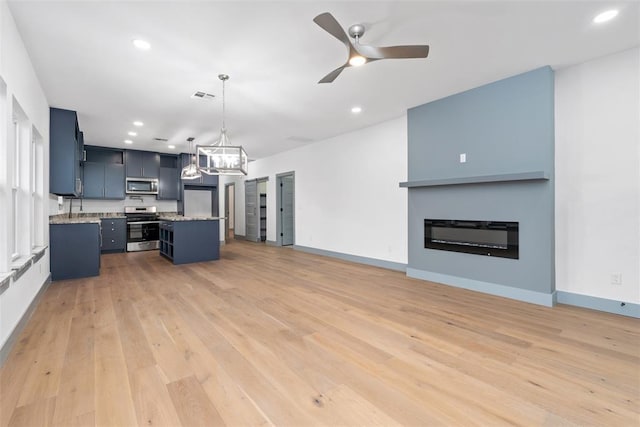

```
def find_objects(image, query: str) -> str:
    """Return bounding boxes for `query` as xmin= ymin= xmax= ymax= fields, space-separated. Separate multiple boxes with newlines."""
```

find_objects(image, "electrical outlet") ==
xmin=611 ymin=273 xmax=622 ymax=285
xmin=459 ymin=153 xmax=467 ymax=163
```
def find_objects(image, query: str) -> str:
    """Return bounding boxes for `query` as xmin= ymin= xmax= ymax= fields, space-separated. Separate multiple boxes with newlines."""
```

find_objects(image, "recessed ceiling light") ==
xmin=349 ymin=55 xmax=366 ymax=67
xmin=168 ymin=145 xmax=176 ymax=149
xmin=351 ymin=106 xmax=362 ymax=114
xmin=124 ymin=139 xmax=133 ymax=144
xmin=593 ymin=9 xmax=619 ymax=24
xmin=128 ymin=131 xmax=137 ymax=136
xmin=132 ymin=39 xmax=151 ymax=50
xmin=133 ymin=121 xmax=144 ymax=127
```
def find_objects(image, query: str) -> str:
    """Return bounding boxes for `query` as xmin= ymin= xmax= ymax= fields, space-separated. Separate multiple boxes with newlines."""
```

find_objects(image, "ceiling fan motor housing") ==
xmin=348 ymin=24 xmax=365 ymax=39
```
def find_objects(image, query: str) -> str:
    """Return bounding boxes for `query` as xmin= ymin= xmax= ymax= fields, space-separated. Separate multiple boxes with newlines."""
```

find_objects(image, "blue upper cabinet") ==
xmin=125 ymin=149 xmax=160 ymax=178
xmin=50 ymin=108 xmax=82 ymax=196
xmin=83 ymin=146 xmax=126 ymax=199
xmin=83 ymin=162 xmax=125 ymax=199
xmin=158 ymin=154 xmax=180 ymax=200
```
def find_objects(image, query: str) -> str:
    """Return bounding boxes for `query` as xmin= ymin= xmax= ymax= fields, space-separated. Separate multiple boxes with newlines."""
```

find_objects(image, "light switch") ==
xmin=459 ymin=153 xmax=467 ymax=163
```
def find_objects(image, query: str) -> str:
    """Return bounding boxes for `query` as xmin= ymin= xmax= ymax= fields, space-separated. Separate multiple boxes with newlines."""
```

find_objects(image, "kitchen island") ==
xmin=158 ymin=215 xmax=221 ymax=264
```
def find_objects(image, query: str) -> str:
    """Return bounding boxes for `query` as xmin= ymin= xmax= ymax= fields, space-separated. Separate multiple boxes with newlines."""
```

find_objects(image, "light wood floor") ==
xmin=1 ymin=241 xmax=639 ymax=426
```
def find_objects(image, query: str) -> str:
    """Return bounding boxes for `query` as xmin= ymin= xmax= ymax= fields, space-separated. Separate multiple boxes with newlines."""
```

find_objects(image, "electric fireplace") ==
xmin=424 ymin=219 xmax=519 ymax=259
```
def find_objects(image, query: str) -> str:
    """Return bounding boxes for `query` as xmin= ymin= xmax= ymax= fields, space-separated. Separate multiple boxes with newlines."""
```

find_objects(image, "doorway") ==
xmin=276 ymin=172 xmax=295 ymax=246
xmin=244 ymin=177 xmax=268 ymax=243
xmin=225 ymin=183 xmax=235 ymax=241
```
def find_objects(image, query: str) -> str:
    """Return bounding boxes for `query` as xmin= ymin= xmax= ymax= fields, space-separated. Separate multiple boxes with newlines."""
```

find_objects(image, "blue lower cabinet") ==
xmin=160 ymin=220 xmax=219 ymax=265
xmin=100 ymin=218 xmax=126 ymax=252
xmin=50 ymin=223 xmax=101 ymax=280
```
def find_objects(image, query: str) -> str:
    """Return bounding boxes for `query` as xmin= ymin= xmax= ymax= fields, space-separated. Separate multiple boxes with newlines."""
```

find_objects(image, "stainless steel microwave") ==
xmin=126 ymin=178 xmax=159 ymax=195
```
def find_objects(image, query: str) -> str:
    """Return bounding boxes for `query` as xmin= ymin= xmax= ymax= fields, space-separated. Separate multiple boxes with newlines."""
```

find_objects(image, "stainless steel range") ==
xmin=125 ymin=206 xmax=160 ymax=252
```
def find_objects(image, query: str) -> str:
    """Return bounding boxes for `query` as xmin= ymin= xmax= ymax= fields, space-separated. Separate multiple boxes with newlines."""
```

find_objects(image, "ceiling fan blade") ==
xmin=313 ymin=12 xmax=351 ymax=48
xmin=357 ymin=44 xmax=430 ymax=60
xmin=318 ymin=64 xmax=348 ymax=84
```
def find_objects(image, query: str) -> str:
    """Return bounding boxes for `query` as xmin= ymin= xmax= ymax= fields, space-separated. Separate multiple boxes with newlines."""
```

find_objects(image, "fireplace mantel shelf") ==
xmin=399 ymin=171 xmax=549 ymax=188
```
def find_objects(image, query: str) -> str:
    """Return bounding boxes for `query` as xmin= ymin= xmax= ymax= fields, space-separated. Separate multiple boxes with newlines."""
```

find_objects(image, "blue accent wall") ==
xmin=408 ymin=67 xmax=554 ymax=181
xmin=406 ymin=67 xmax=555 ymax=300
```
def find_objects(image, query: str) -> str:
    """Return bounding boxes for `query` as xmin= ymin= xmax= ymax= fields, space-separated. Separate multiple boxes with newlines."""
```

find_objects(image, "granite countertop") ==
xmin=159 ymin=215 xmax=224 ymax=222
xmin=49 ymin=216 xmax=102 ymax=224
xmin=49 ymin=212 xmax=126 ymax=224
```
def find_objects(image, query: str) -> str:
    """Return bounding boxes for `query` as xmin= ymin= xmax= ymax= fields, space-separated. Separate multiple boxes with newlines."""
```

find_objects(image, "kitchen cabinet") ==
xmin=50 ymin=108 xmax=83 ymax=196
xmin=126 ymin=150 xmax=160 ymax=178
xmin=78 ymin=131 xmax=85 ymax=197
xmin=104 ymin=164 xmax=126 ymax=198
xmin=180 ymin=153 xmax=218 ymax=186
xmin=158 ymin=155 xmax=180 ymax=200
xmin=160 ymin=220 xmax=219 ymax=264
xmin=78 ymin=131 xmax=85 ymax=162
xmin=83 ymin=146 xmax=125 ymax=199
xmin=50 ymin=223 xmax=101 ymax=280
xmin=83 ymin=163 xmax=125 ymax=199
xmin=100 ymin=218 xmax=126 ymax=252
xmin=83 ymin=162 xmax=104 ymax=198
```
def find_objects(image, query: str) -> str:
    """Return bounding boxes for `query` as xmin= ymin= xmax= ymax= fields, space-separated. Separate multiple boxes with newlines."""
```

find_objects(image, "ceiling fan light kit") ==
xmin=348 ymin=55 xmax=366 ymax=67
xmin=197 ymin=74 xmax=249 ymax=176
xmin=313 ymin=12 xmax=430 ymax=83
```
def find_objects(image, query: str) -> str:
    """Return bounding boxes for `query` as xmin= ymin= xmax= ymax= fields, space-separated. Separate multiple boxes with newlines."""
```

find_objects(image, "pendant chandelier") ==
xmin=197 ymin=74 xmax=248 ymax=176
xmin=180 ymin=137 xmax=202 ymax=180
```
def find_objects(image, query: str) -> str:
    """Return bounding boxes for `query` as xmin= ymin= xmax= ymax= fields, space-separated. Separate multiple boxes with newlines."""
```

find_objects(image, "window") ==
xmin=31 ymin=128 xmax=44 ymax=249
xmin=31 ymin=133 xmax=36 ymax=249
xmin=11 ymin=117 xmax=19 ymax=260
xmin=0 ymin=84 xmax=43 ymax=272
xmin=9 ymin=98 xmax=32 ymax=262
xmin=0 ymin=78 xmax=7 ymax=273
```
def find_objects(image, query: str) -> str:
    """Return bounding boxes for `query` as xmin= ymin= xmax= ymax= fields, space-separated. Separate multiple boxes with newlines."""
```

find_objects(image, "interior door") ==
xmin=225 ymin=183 xmax=235 ymax=241
xmin=245 ymin=180 xmax=259 ymax=242
xmin=225 ymin=184 xmax=230 ymax=241
xmin=280 ymin=175 xmax=294 ymax=246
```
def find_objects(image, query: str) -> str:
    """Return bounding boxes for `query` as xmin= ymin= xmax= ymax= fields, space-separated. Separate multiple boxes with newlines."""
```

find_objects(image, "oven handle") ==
xmin=127 ymin=221 xmax=161 ymax=225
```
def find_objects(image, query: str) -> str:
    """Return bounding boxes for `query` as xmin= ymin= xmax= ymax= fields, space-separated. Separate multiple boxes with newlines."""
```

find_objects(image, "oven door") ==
xmin=127 ymin=221 xmax=160 ymax=251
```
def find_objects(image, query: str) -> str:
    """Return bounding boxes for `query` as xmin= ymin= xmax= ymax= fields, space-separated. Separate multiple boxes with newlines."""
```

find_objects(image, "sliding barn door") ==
xmin=244 ymin=180 xmax=259 ymax=242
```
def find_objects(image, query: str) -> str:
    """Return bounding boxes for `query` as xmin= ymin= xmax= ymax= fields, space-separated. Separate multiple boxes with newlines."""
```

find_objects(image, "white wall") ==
xmin=227 ymin=116 xmax=408 ymax=264
xmin=0 ymin=2 xmax=52 ymax=350
xmin=555 ymin=47 xmax=640 ymax=304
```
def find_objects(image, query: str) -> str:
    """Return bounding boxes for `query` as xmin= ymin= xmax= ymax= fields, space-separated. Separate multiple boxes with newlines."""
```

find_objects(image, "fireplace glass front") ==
xmin=424 ymin=219 xmax=519 ymax=259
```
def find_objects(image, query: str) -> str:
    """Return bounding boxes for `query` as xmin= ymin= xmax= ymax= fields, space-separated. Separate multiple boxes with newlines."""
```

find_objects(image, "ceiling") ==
xmin=8 ymin=1 xmax=640 ymax=160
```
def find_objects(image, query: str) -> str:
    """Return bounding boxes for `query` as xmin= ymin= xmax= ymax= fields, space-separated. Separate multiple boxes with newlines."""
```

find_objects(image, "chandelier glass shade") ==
xmin=197 ymin=74 xmax=248 ymax=176
xmin=180 ymin=138 xmax=202 ymax=180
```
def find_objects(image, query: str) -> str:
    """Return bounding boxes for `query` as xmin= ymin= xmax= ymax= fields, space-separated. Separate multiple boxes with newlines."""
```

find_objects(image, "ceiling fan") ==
xmin=313 ymin=12 xmax=430 ymax=83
